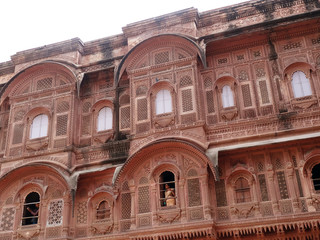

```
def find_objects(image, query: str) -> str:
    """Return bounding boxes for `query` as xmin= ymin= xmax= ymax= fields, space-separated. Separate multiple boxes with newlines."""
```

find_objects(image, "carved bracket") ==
xmin=156 ymin=208 xmax=181 ymax=223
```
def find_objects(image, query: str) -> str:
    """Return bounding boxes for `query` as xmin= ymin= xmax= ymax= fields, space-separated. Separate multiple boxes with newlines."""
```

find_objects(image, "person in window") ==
xmin=165 ymin=184 xmax=176 ymax=206
xmin=27 ymin=203 xmax=39 ymax=224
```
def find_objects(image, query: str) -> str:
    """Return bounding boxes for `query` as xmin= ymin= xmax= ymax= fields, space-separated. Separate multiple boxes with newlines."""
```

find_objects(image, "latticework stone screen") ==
xmin=138 ymin=186 xmax=150 ymax=213
xmin=187 ymin=178 xmax=202 ymax=207
xmin=56 ymin=115 xmax=68 ymax=136
xmin=0 ymin=208 xmax=15 ymax=231
xmin=47 ymin=200 xmax=63 ymax=226
xmin=215 ymin=179 xmax=227 ymax=207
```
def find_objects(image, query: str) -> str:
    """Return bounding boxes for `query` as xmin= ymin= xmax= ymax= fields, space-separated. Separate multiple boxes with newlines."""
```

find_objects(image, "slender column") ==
xmin=200 ymin=173 xmax=212 ymax=220
xmin=283 ymin=150 xmax=299 ymax=213
xmin=265 ymin=152 xmax=281 ymax=215
xmin=129 ymin=180 xmax=136 ymax=230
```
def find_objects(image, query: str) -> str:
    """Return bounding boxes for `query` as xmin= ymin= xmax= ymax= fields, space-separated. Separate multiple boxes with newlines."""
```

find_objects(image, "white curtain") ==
xmin=97 ymin=107 xmax=113 ymax=131
xmin=222 ymin=85 xmax=234 ymax=108
xmin=156 ymin=89 xmax=172 ymax=115
xmin=291 ymin=71 xmax=312 ymax=98
xmin=30 ymin=114 xmax=48 ymax=139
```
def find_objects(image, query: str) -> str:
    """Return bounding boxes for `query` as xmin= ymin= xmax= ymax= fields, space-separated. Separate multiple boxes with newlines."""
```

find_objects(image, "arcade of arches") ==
xmin=1 ymin=0 xmax=320 ymax=239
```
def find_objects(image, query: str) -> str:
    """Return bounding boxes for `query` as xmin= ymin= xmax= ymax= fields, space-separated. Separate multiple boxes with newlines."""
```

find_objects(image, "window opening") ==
xmin=291 ymin=71 xmax=312 ymax=98
xmin=97 ymin=107 xmax=113 ymax=131
xmin=156 ymin=90 xmax=172 ymax=115
xmin=30 ymin=114 xmax=48 ymax=139
xmin=235 ymin=177 xmax=251 ymax=203
xmin=222 ymin=85 xmax=234 ymax=108
xmin=159 ymin=171 xmax=176 ymax=207
xmin=22 ymin=192 xmax=40 ymax=225
xmin=312 ymin=164 xmax=320 ymax=192
xmin=96 ymin=200 xmax=111 ymax=220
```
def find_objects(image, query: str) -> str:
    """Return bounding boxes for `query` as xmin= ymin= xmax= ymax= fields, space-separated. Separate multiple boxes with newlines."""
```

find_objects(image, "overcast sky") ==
xmin=0 ymin=0 xmax=248 ymax=63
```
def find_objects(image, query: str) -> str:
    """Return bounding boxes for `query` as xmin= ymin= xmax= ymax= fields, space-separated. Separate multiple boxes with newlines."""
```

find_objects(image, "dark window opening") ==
xmin=312 ymin=164 xmax=320 ymax=192
xmin=235 ymin=177 xmax=251 ymax=203
xmin=22 ymin=192 xmax=40 ymax=226
xmin=159 ymin=171 xmax=176 ymax=207
xmin=96 ymin=200 xmax=111 ymax=220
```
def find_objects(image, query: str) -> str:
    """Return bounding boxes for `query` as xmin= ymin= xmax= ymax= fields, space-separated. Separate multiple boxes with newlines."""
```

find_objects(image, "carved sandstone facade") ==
xmin=0 ymin=0 xmax=320 ymax=239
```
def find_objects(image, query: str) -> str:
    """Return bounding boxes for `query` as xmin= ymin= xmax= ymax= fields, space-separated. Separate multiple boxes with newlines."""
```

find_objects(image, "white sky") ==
xmin=0 ymin=0 xmax=248 ymax=63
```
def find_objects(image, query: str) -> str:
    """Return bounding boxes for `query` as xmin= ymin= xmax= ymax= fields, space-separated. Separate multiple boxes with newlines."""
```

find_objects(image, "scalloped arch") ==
xmin=115 ymin=34 xmax=206 ymax=86
xmin=113 ymin=139 xmax=217 ymax=188
xmin=0 ymin=61 xmax=78 ymax=105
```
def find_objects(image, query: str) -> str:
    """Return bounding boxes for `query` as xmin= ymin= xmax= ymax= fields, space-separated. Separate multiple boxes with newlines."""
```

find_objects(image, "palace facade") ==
xmin=1 ymin=0 xmax=320 ymax=239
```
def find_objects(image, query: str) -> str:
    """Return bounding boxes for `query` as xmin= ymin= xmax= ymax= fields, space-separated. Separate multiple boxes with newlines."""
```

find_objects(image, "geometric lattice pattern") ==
xmin=137 ymin=98 xmax=148 ymax=121
xmin=258 ymin=174 xmax=269 ymax=201
xmin=206 ymin=90 xmax=215 ymax=113
xmin=276 ymin=171 xmax=289 ymax=199
xmin=57 ymin=101 xmax=70 ymax=113
xmin=257 ymin=161 xmax=264 ymax=172
xmin=37 ymin=78 xmax=53 ymax=91
xmin=181 ymin=89 xmax=193 ymax=112
xmin=274 ymin=158 xmax=283 ymax=170
xmin=215 ymin=180 xmax=227 ymax=207
xmin=12 ymin=124 xmax=24 ymax=144
xmin=204 ymin=77 xmax=212 ymax=89
xmin=120 ymin=107 xmax=130 ymax=129
xmin=82 ymin=102 xmax=92 ymax=113
xmin=56 ymin=115 xmax=68 ymax=136
xmin=47 ymin=200 xmax=63 ymax=226
xmin=259 ymin=80 xmax=270 ymax=104
xmin=81 ymin=115 xmax=91 ymax=135
xmin=241 ymin=84 xmax=252 ymax=107
xmin=121 ymin=193 xmax=131 ymax=219
xmin=155 ymin=51 xmax=169 ymax=65
xmin=295 ymin=169 xmax=304 ymax=197
xmin=187 ymin=178 xmax=202 ymax=207
xmin=77 ymin=202 xmax=87 ymax=224
xmin=138 ymin=186 xmax=150 ymax=213
xmin=180 ymin=76 xmax=192 ymax=87
xmin=0 ymin=208 xmax=15 ymax=231
xmin=46 ymin=227 xmax=61 ymax=239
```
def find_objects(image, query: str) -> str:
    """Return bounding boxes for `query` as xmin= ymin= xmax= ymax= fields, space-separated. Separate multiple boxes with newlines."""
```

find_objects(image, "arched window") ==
xmin=96 ymin=200 xmax=111 ymax=220
xmin=22 ymin=192 xmax=40 ymax=225
xmin=97 ymin=107 xmax=113 ymax=131
xmin=159 ymin=171 xmax=176 ymax=207
xmin=222 ymin=85 xmax=234 ymax=108
xmin=235 ymin=177 xmax=251 ymax=203
xmin=156 ymin=90 xmax=172 ymax=115
xmin=312 ymin=164 xmax=320 ymax=192
xmin=291 ymin=71 xmax=312 ymax=98
xmin=30 ymin=114 xmax=48 ymax=139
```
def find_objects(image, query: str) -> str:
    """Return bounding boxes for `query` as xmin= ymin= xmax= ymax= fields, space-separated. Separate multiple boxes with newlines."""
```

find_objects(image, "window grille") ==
xmin=235 ymin=177 xmax=251 ymax=203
